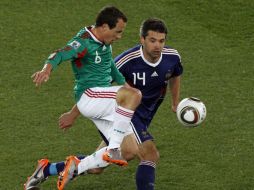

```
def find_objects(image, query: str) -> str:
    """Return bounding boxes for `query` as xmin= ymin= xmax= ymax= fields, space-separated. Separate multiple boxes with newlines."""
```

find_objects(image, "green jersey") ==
xmin=45 ymin=26 xmax=126 ymax=102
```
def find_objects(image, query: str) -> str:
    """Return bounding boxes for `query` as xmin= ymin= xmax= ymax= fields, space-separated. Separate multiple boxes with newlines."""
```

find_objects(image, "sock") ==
xmin=136 ymin=161 xmax=156 ymax=190
xmin=108 ymin=106 xmax=134 ymax=149
xmin=43 ymin=155 xmax=86 ymax=177
xmin=78 ymin=147 xmax=109 ymax=175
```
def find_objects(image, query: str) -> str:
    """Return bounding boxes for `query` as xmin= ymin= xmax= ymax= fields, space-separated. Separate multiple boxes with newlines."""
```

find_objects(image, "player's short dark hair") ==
xmin=140 ymin=18 xmax=168 ymax=38
xmin=95 ymin=6 xmax=127 ymax=29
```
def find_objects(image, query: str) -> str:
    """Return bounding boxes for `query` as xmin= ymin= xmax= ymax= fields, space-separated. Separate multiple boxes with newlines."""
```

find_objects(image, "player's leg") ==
xmin=24 ymin=140 xmax=107 ymax=190
xmin=136 ymin=140 xmax=159 ymax=190
xmin=77 ymin=86 xmax=141 ymax=165
xmin=131 ymin=117 xmax=159 ymax=190
xmin=57 ymin=119 xmax=112 ymax=190
xmin=24 ymin=156 xmax=86 ymax=190
xmin=57 ymin=124 xmax=139 ymax=190
xmin=106 ymin=86 xmax=141 ymax=150
xmin=57 ymin=146 xmax=110 ymax=190
xmin=103 ymin=86 xmax=141 ymax=164
xmin=120 ymin=133 xmax=139 ymax=161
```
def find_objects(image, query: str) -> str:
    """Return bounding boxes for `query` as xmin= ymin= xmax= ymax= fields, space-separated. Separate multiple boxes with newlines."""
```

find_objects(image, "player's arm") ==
xmin=169 ymin=76 xmax=181 ymax=112
xmin=169 ymin=53 xmax=183 ymax=112
xmin=110 ymin=59 xmax=126 ymax=85
xmin=32 ymin=38 xmax=86 ymax=86
xmin=59 ymin=104 xmax=80 ymax=130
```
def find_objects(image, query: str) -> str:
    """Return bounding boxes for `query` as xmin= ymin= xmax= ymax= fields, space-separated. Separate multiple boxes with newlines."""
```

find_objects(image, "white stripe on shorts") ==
xmin=130 ymin=122 xmax=142 ymax=144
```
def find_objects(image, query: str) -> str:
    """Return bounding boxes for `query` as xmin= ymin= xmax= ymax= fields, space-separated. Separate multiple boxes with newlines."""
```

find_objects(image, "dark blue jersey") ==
xmin=115 ymin=45 xmax=183 ymax=126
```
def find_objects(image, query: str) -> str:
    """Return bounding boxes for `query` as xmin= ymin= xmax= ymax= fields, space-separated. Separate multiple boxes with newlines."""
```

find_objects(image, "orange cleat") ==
xmin=24 ymin=159 xmax=49 ymax=190
xmin=102 ymin=148 xmax=128 ymax=166
xmin=57 ymin=156 xmax=80 ymax=190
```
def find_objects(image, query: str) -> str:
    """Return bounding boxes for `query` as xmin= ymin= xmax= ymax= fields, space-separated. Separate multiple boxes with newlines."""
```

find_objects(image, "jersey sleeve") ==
xmin=172 ymin=54 xmax=183 ymax=77
xmin=110 ymin=59 xmax=126 ymax=85
xmin=45 ymin=37 xmax=87 ymax=70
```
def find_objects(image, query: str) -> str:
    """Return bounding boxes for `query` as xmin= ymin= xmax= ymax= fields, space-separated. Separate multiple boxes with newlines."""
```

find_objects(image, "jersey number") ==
xmin=132 ymin=72 xmax=146 ymax=86
xmin=95 ymin=51 xmax=101 ymax=63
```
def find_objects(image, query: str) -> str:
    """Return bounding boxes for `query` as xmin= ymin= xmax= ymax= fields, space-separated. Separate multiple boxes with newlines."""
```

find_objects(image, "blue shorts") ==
xmin=99 ymin=114 xmax=153 ymax=145
xmin=130 ymin=114 xmax=153 ymax=144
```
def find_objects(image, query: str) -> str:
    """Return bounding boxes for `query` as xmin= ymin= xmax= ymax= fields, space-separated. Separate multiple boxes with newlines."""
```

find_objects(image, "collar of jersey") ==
xmin=85 ymin=26 xmax=103 ymax=44
xmin=140 ymin=46 xmax=162 ymax=67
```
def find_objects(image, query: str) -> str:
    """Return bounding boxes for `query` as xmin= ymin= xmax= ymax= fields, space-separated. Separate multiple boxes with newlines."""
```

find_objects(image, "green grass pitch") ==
xmin=1 ymin=0 xmax=254 ymax=189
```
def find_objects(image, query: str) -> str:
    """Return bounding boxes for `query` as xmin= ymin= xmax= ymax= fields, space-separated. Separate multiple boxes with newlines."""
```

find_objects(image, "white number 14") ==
xmin=132 ymin=72 xmax=146 ymax=86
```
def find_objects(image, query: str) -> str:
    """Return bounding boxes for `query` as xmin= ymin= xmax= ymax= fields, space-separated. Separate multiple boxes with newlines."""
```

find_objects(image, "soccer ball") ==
xmin=176 ymin=97 xmax=206 ymax=127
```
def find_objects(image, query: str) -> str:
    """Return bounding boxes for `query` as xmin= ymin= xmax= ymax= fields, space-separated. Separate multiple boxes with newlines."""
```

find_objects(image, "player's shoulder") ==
xmin=75 ymin=26 xmax=92 ymax=40
xmin=162 ymin=46 xmax=181 ymax=60
xmin=162 ymin=46 xmax=180 ymax=55
xmin=115 ymin=45 xmax=141 ymax=68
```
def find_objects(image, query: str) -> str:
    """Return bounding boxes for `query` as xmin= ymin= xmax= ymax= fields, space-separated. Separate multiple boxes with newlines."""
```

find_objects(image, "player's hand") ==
xmin=31 ymin=70 xmax=50 ymax=87
xmin=59 ymin=112 xmax=75 ymax=130
xmin=171 ymin=105 xmax=177 ymax=113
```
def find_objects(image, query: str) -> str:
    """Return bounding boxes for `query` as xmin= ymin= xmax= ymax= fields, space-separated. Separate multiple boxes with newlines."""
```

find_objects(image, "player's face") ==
xmin=141 ymin=31 xmax=166 ymax=62
xmin=103 ymin=19 xmax=126 ymax=45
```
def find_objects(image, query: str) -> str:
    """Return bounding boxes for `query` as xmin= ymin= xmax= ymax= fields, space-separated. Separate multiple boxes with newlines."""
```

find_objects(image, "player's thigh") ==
xmin=138 ymin=140 xmax=159 ymax=162
xmin=77 ymin=86 xmax=122 ymax=120
xmin=121 ymin=134 xmax=139 ymax=161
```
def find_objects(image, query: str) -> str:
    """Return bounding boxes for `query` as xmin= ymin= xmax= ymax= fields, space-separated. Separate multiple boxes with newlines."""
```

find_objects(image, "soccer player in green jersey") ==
xmin=28 ymin=6 xmax=141 ymax=190
xmin=26 ymin=18 xmax=182 ymax=190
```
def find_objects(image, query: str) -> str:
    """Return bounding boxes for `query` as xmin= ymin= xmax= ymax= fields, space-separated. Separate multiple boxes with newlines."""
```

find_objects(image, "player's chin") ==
xmin=152 ymin=53 xmax=161 ymax=59
xmin=152 ymin=51 xmax=161 ymax=56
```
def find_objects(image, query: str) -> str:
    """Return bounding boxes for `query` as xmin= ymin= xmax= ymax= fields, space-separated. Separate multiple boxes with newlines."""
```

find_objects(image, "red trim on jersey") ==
xmin=80 ymin=32 xmax=90 ymax=39
xmin=75 ymin=48 xmax=88 ymax=68
xmin=75 ymin=59 xmax=82 ymax=68
xmin=77 ymin=48 xmax=87 ymax=58
xmin=88 ymin=28 xmax=104 ymax=43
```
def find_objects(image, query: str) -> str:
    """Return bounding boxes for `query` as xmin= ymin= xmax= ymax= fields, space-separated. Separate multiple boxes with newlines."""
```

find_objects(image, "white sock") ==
xmin=108 ymin=106 xmax=134 ymax=149
xmin=77 ymin=147 xmax=109 ymax=175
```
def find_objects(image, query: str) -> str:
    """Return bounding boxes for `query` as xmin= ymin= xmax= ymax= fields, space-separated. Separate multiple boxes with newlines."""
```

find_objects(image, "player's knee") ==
xmin=146 ymin=148 xmax=159 ymax=163
xmin=121 ymin=145 xmax=139 ymax=161
xmin=141 ymin=142 xmax=160 ymax=163
xmin=124 ymin=87 xmax=142 ymax=105
xmin=117 ymin=87 xmax=142 ymax=108
xmin=129 ymin=88 xmax=142 ymax=104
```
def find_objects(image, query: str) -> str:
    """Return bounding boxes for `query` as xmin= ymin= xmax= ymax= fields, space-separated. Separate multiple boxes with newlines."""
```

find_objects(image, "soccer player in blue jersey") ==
xmin=25 ymin=18 xmax=183 ymax=190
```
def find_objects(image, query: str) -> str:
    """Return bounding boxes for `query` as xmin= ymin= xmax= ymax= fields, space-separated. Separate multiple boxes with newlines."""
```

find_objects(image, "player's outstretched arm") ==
xmin=31 ymin=63 xmax=52 ymax=87
xmin=59 ymin=104 xmax=80 ymax=130
xmin=169 ymin=76 xmax=181 ymax=112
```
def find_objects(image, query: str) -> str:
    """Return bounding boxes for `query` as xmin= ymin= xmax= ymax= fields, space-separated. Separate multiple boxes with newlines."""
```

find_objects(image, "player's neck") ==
xmin=91 ymin=27 xmax=104 ymax=43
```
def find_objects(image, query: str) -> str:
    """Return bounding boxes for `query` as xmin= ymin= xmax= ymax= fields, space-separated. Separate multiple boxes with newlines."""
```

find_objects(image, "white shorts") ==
xmin=77 ymin=86 xmax=133 ymax=140
xmin=77 ymin=86 xmax=122 ymax=121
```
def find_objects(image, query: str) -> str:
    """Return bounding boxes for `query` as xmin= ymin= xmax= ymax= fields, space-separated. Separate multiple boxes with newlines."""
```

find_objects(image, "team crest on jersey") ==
xmin=69 ymin=40 xmax=81 ymax=49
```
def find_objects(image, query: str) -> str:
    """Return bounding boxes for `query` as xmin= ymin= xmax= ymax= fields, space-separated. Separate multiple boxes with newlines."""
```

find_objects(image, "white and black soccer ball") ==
xmin=176 ymin=97 xmax=206 ymax=127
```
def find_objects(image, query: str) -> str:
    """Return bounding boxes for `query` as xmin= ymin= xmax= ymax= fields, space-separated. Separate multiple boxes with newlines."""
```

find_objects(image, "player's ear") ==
xmin=140 ymin=36 xmax=145 ymax=45
xmin=102 ymin=23 xmax=110 ymax=31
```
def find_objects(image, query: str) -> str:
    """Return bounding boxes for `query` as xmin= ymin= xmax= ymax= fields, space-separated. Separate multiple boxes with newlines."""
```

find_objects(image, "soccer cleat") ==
xmin=102 ymin=148 xmax=128 ymax=166
xmin=24 ymin=159 xmax=49 ymax=190
xmin=57 ymin=156 xmax=80 ymax=190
